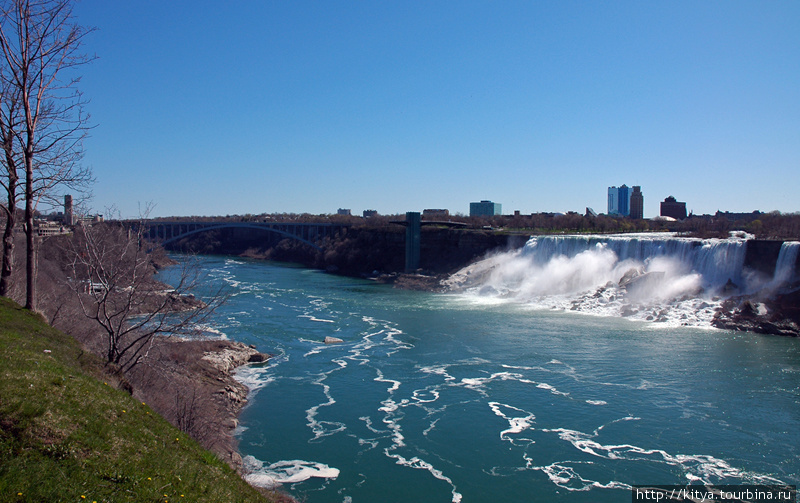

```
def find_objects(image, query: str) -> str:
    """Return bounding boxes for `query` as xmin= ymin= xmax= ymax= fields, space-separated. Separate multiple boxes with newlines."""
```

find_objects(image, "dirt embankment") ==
xmin=9 ymin=234 xmax=275 ymax=477
xmin=126 ymin=337 xmax=270 ymax=471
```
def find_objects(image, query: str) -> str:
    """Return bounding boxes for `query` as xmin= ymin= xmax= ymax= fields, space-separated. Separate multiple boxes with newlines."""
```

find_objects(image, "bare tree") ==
xmin=67 ymin=219 xmax=227 ymax=373
xmin=0 ymin=0 xmax=94 ymax=310
xmin=0 ymin=74 xmax=21 ymax=296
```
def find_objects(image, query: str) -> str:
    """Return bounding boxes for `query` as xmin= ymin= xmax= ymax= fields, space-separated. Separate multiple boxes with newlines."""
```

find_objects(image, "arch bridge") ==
xmin=143 ymin=221 xmax=351 ymax=252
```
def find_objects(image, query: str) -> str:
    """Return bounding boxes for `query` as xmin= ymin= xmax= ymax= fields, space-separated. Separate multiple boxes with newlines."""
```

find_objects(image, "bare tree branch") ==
xmin=0 ymin=0 xmax=95 ymax=310
xmin=67 ymin=214 xmax=227 ymax=373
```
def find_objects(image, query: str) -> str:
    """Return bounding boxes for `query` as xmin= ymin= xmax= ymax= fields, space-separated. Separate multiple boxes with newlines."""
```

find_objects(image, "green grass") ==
xmin=0 ymin=297 xmax=275 ymax=503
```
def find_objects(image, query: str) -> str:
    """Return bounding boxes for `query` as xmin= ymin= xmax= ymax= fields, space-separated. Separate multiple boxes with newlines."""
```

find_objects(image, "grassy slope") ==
xmin=0 ymin=298 xmax=272 ymax=503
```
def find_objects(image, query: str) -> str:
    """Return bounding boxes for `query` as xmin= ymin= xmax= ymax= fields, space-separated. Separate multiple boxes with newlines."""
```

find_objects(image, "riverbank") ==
xmin=0 ymin=297 xmax=279 ymax=502
xmin=125 ymin=337 xmax=271 ymax=470
xmin=5 ymin=233 xmax=296 ymax=501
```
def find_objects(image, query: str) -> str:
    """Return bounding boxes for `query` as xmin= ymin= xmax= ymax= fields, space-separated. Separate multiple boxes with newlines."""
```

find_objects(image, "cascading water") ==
xmin=445 ymin=233 xmax=767 ymax=327
xmin=770 ymin=241 xmax=800 ymax=291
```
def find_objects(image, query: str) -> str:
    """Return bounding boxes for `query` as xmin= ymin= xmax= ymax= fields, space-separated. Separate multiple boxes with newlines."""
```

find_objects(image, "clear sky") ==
xmin=69 ymin=0 xmax=799 ymax=219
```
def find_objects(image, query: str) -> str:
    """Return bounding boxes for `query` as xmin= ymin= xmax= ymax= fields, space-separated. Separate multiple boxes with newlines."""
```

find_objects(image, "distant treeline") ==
xmin=149 ymin=211 xmax=800 ymax=240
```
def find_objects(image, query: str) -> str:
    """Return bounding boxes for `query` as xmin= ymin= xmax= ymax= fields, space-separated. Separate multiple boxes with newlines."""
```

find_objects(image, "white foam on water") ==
xmin=347 ymin=319 xmax=407 ymax=365
xmin=412 ymin=387 xmax=441 ymax=404
xmin=185 ymin=323 xmax=229 ymax=339
xmin=422 ymin=417 xmax=441 ymax=437
xmin=488 ymin=402 xmax=536 ymax=440
xmin=306 ymin=382 xmax=347 ymax=441
xmin=375 ymin=368 xmax=402 ymax=393
xmin=298 ymin=314 xmax=336 ymax=323
xmin=385 ymin=452 xmax=463 ymax=503
xmin=418 ymin=364 xmax=457 ymax=381
xmin=305 ymin=359 xmax=351 ymax=441
xmin=243 ymin=456 xmax=340 ymax=489
xmin=234 ymin=365 xmax=275 ymax=398
xmin=535 ymin=462 xmax=630 ymax=492
xmin=501 ymin=363 xmax=535 ymax=370
xmin=541 ymin=423 xmax=785 ymax=486
xmin=585 ymin=399 xmax=607 ymax=405
xmin=458 ymin=371 xmax=571 ymax=400
xmin=359 ymin=416 xmax=386 ymax=435
xmin=384 ymin=326 xmax=413 ymax=354
xmin=481 ymin=404 xmax=785 ymax=493
xmin=536 ymin=382 xmax=570 ymax=396
xmin=373 ymin=365 xmax=462 ymax=503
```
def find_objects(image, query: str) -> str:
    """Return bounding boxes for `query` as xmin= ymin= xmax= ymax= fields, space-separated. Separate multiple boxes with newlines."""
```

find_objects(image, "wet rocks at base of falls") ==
xmin=712 ymin=290 xmax=800 ymax=336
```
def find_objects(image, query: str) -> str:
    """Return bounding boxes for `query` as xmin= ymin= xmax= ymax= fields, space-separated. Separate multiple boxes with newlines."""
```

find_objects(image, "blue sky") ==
xmin=70 ymin=1 xmax=799 ymax=219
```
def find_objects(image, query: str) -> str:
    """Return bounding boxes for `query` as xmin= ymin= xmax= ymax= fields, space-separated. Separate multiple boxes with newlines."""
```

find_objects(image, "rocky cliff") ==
xmin=169 ymin=225 xmax=528 ymax=278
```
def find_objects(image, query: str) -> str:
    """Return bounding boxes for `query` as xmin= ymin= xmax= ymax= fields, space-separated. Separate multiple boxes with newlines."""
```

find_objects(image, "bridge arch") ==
xmin=149 ymin=222 xmax=328 ymax=251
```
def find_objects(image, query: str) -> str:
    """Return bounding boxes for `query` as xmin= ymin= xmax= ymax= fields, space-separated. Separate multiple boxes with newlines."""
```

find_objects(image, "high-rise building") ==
xmin=607 ymin=185 xmax=631 ymax=216
xmin=608 ymin=187 xmax=619 ymax=215
xmin=63 ymin=194 xmax=73 ymax=226
xmin=469 ymin=200 xmax=502 ymax=217
xmin=660 ymin=196 xmax=687 ymax=220
xmin=629 ymin=186 xmax=644 ymax=219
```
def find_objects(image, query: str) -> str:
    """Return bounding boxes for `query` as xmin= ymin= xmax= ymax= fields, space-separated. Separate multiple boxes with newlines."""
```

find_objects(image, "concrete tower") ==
xmin=64 ymin=195 xmax=73 ymax=226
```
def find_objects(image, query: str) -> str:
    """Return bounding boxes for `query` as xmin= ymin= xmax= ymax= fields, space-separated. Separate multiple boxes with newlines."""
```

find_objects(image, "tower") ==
xmin=64 ymin=195 xmax=73 ymax=226
xmin=405 ymin=212 xmax=421 ymax=272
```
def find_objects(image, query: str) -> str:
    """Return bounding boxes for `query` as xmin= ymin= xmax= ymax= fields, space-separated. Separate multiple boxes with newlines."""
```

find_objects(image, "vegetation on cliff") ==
xmin=0 ymin=297 xmax=278 ymax=502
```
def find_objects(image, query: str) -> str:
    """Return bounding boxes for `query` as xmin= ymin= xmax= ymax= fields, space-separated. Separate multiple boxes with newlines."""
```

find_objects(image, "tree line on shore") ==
xmin=150 ymin=209 xmax=800 ymax=240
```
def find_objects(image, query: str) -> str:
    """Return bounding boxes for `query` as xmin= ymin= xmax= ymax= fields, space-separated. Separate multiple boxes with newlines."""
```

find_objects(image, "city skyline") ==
xmin=69 ymin=1 xmax=799 ymax=219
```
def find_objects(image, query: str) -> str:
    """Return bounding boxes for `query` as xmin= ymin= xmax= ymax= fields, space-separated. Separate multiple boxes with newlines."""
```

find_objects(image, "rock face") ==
xmin=619 ymin=270 xmax=665 ymax=296
xmin=247 ymin=352 xmax=269 ymax=363
xmin=744 ymin=240 xmax=784 ymax=277
xmin=127 ymin=339 xmax=270 ymax=474
xmin=712 ymin=290 xmax=800 ymax=336
xmin=201 ymin=341 xmax=268 ymax=372
xmin=169 ymin=225 xmax=528 ymax=280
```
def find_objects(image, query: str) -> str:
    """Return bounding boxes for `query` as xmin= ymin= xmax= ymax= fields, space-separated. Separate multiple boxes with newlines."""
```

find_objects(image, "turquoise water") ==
xmin=186 ymin=256 xmax=800 ymax=502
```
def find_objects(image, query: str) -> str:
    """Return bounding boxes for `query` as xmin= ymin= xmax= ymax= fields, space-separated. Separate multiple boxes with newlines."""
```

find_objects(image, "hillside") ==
xmin=0 ymin=297 xmax=278 ymax=503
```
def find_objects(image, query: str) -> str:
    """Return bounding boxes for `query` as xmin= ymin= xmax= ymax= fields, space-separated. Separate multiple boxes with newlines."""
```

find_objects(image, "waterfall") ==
xmin=445 ymin=233 xmax=758 ymax=327
xmin=520 ymin=234 xmax=747 ymax=289
xmin=770 ymin=241 xmax=800 ymax=290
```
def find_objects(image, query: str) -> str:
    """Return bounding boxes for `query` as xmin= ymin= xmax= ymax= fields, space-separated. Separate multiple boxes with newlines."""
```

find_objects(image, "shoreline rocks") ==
xmin=127 ymin=338 xmax=270 ymax=473
xmin=201 ymin=341 xmax=269 ymax=373
xmin=712 ymin=290 xmax=800 ymax=336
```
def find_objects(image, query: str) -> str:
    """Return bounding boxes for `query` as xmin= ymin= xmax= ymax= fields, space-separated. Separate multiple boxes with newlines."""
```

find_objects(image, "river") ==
xmin=172 ymin=245 xmax=800 ymax=503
